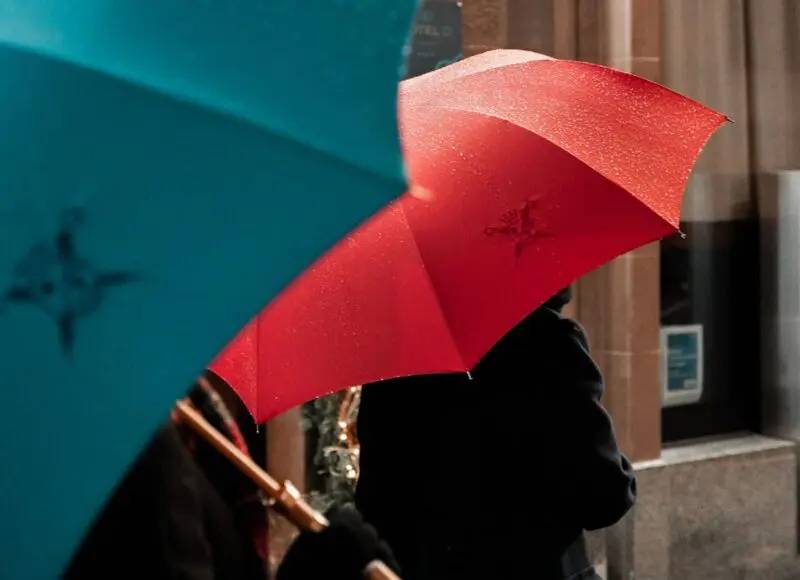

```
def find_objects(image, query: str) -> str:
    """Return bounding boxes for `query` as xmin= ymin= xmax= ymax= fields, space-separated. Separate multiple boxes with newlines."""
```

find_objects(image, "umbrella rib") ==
xmin=404 ymin=58 xmax=728 ymax=229
xmin=396 ymin=203 xmax=468 ymax=371
xmin=413 ymin=103 xmax=693 ymax=233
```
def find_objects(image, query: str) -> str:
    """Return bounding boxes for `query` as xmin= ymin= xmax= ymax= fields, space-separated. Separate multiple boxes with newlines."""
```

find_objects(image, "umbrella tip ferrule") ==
xmin=466 ymin=371 xmax=474 ymax=381
xmin=409 ymin=184 xmax=434 ymax=201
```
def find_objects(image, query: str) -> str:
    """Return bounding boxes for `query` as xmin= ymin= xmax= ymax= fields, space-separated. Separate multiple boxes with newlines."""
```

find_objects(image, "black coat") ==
xmin=66 ymin=421 xmax=400 ymax=580
xmin=356 ymin=294 xmax=636 ymax=579
xmin=66 ymin=423 xmax=265 ymax=580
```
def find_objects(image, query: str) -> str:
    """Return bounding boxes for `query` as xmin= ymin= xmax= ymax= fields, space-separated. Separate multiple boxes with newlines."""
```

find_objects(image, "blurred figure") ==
xmin=67 ymin=376 xmax=398 ymax=579
xmin=356 ymin=288 xmax=636 ymax=580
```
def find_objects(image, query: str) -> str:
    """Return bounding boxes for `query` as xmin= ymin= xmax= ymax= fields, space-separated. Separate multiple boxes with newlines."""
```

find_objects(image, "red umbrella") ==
xmin=211 ymin=50 xmax=726 ymax=422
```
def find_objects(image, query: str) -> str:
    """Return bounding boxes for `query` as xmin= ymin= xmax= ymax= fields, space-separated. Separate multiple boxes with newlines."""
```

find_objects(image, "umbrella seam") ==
xmin=256 ymin=316 xmax=261 ymax=422
xmin=410 ymin=103 xmax=724 ymax=233
xmin=396 ymin=203 xmax=469 ymax=371
xmin=402 ymin=56 xmax=728 ymax=229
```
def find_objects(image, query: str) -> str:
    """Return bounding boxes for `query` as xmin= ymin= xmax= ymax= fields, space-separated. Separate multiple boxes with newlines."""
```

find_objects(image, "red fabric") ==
xmin=211 ymin=50 xmax=726 ymax=422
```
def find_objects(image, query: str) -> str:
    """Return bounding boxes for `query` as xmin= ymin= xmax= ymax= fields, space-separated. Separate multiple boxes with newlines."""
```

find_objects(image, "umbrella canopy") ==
xmin=0 ymin=1 xmax=417 ymax=576
xmin=212 ymin=50 xmax=727 ymax=422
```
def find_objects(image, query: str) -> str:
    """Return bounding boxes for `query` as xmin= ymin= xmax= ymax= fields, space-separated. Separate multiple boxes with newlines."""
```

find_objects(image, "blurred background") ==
xmin=255 ymin=1 xmax=800 ymax=578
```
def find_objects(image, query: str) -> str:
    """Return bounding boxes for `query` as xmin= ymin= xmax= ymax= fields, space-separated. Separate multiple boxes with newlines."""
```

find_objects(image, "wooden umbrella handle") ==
xmin=173 ymin=400 xmax=400 ymax=580
xmin=365 ymin=560 xmax=401 ymax=580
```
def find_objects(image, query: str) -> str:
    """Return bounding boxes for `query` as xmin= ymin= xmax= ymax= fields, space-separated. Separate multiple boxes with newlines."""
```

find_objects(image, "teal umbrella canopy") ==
xmin=0 ymin=1 xmax=416 ymax=577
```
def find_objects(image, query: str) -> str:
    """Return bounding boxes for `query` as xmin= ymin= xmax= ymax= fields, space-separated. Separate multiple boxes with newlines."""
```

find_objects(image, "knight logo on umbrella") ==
xmin=3 ymin=208 xmax=137 ymax=354
xmin=484 ymin=198 xmax=548 ymax=258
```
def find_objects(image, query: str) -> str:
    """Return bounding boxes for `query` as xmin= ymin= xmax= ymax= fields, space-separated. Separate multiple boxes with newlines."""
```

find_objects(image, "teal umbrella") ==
xmin=0 ymin=1 xmax=416 ymax=576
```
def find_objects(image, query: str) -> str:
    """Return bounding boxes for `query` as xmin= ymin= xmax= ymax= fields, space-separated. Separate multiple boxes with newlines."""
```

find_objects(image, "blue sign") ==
xmin=661 ymin=325 xmax=704 ymax=406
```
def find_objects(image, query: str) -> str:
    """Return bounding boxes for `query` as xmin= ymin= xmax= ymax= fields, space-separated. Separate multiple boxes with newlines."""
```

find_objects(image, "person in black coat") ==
xmin=356 ymin=288 xmax=636 ymax=580
xmin=66 ymin=421 xmax=267 ymax=580
xmin=67 ymin=379 xmax=399 ymax=580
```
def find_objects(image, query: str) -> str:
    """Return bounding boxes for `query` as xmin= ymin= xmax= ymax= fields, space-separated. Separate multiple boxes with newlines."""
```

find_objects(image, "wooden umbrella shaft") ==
xmin=174 ymin=399 xmax=400 ymax=580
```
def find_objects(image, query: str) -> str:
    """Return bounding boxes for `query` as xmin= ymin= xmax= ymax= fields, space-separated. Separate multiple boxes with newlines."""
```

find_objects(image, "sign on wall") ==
xmin=661 ymin=324 xmax=704 ymax=407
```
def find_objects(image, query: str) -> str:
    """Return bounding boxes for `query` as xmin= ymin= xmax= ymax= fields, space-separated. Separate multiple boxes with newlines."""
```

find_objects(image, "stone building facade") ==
xmin=460 ymin=1 xmax=800 ymax=578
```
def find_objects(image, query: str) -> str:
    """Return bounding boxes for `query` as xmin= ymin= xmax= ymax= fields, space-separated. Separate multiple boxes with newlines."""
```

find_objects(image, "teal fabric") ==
xmin=0 ymin=2 xmax=416 ymax=577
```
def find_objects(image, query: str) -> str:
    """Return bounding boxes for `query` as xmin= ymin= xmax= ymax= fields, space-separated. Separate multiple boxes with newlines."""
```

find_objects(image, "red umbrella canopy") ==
xmin=212 ymin=50 xmax=726 ymax=422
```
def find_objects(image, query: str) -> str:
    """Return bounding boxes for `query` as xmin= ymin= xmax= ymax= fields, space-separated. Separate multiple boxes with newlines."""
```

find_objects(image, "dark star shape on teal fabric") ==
xmin=3 ymin=208 xmax=138 ymax=355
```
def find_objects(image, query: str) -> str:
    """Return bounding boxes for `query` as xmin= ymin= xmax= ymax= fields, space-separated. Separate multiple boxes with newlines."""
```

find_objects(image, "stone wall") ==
xmin=608 ymin=434 xmax=799 ymax=579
